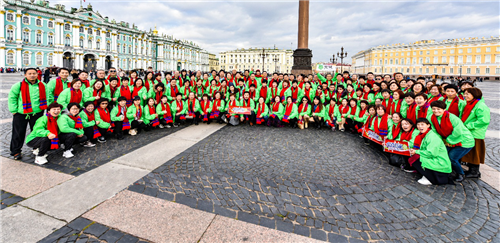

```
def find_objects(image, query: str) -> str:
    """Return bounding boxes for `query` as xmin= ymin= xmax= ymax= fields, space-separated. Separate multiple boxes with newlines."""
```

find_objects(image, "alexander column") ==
xmin=291 ymin=0 xmax=313 ymax=76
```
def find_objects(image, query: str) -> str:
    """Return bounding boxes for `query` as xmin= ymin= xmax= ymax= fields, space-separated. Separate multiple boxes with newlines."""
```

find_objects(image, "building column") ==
xmin=0 ymin=11 xmax=5 ymax=40
xmin=15 ymin=13 xmax=22 ymax=44
xmin=16 ymin=49 xmax=22 ymax=69
xmin=72 ymin=23 xmax=79 ymax=47
xmin=0 ymin=48 xmax=5 ymax=68
xmin=54 ymin=22 xmax=61 ymax=46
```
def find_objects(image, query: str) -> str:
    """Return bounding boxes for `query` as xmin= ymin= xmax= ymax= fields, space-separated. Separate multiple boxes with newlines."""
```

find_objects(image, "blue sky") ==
xmin=51 ymin=0 xmax=499 ymax=63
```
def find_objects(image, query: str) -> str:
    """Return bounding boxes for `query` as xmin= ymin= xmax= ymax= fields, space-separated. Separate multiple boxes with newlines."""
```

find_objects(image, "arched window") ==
xmin=6 ymin=28 xmax=14 ymax=41
xmin=88 ymin=39 xmax=92 ymax=49
xmin=106 ymin=42 xmax=110 ymax=51
xmin=96 ymin=41 xmax=100 ymax=49
xmin=117 ymin=44 xmax=120 ymax=53
xmin=7 ymin=52 xmax=14 ymax=64
xmin=128 ymin=46 xmax=131 ymax=54
xmin=48 ymin=34 xmax=54 ymax=45
xmin=96 ymin=30 xmax=100 ymax=36
xmin=22 ymin=16 xmax=29 ymax=24
xmin=48 ymin=54 xmax=53 ymax=66
xmin=79 ymin=38 xmax=84 ymax=48
xmin=48 ymin=21 xmax=53 ymax=28
xmin=22 ymin=29 xmax=30 ymax=43
xmin=36 ymin=19 xmax=42 ymax=26
xmin=79 ymin=27 xmax=84 ymax=33
xmin=36 ymin=53 xmax=43 ymax=65
xmin=123 ymin=45 xmax=126 ymax=53
xmin=23 ymin=52 xmax=30 ymax=65
xmin=64 ymin=24 xmax=70 ymax=31
xmin=36 ymin=32 xmax=42 ymax=44
xmin=64 ymin=36 xmax=71 ymax=46
xmin=6 ymin=13 xmax=14 ymax=21
xmin=106 ymin=32 xmax=110 ymax=38
xmin=88 ymin=28 xmax=93 ymax=35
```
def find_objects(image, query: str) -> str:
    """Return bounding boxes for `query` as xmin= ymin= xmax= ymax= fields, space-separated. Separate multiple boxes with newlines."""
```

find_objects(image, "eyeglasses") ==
xmin=110 ymin=70 xmax=116 ymax=73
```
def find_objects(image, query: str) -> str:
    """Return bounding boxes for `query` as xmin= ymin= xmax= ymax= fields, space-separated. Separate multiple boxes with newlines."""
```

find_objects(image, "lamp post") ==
xmin=273 ymin=54 xmax=279 ymax=72
xmin=259 ymin=48 xmax=268 ymax=72
xmin=337 ymin=47 xmax=347 ymax=73
xmin=459 ymin=64 xmax=463 ymax=78
xmin=330 ymin=55 xmax=337 ymax=64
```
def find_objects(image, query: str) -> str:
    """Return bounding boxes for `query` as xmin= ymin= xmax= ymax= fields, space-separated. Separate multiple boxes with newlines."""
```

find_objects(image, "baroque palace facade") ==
xmin=0 ymin=0 xmax=210 ymax=71
xmin=351 ymin=36 xmax=500 ymax=80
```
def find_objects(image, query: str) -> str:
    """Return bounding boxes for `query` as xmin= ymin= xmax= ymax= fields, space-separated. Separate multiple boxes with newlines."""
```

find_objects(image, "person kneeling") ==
xmin=126 ymin=96 xmax=147 ymax=135
xmin=111 ymin=96 xmax=131 ymax=139
xmin=409 ymin=118 xmax=453 ymax=185
xmin=282 ymin=97 xmax=298 ymax=128
xmin=57 ymin=102 xmax=88 ymax=158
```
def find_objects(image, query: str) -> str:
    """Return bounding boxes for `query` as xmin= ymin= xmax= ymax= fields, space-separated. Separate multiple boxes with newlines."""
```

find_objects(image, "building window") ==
xmin=96 ymin=30 xmax=100 ymax=36
xmin=23 ymin=53 xmax=30 ymax=65
xmin=36 ymin=32 xmax=42 ymax=44
xmin=128 ymin=46 xmax=131 ymax=53
xmin=458 ymin=49 xmax=463 ymax=54
xmin=106 ymin=32 xmax=110 ymax=38
xmin=485 ymin=68 xmax=490 ymax=74
xmin=442 ymin=68 xmax=446 ymax=74
xmin=88 ymin=40 xmax=92 ymax=49
xmin=475 ymin=55 xmax=481 ymax=63
xmin=36 ymin=53 xmax=43 ymax=65
xmin=48 ymin=35 xmax=53 ymax=45
xmin=79 ymin=38 xmax=84 ymax=48
xmin=466 ymin=56 xmax=472 ymax=64
xmin=458 ymin=56 xmax=463 ymax=64
xmin=434 ymin=68 xmax=437 ymax=73
xmin=88 ymin=28 xmax=93 ymax=35
xmin=22 ymin=30 xmax=30 ymax=43
xmin=426 ymin=68 xmax=429 ymax=73
xmin=117 ymin=34 xmax=120 ymax=40
xmin=123 ymin=45 xmax=126 ymax=53
xmin=476 ymin=47 xmax=481 ymax=53
xmin=6 ymin=13 xmax=14 ymax=21
xmin=450 ymin=68 xmax=454 ymax=74
xmin=79 ymin=27 xmax=84 ymax=33
xmin=64 ymin=24 xmax=70 ymax=31
xmin=486 ymin=47 xmax=491 ymax=52
xmin=450 ymin=49 xmax=455 ymax=54
xmin=467 ymin=48 xmax=472 ymax=53
xmin=433 ymin=57 xmax=438 ymax=63
xmin=117 ymin=44 xmax=120 ymax=53
xmin=442 ymin=50 xmax=446 ymax=54
xmin=466 ymin=68 xmax=471 ymax=74
xmin=123 ymin=35 xmax=125 ymax=41
xmin=442 ymin=56 xmax=447 ymax=63
xmin=7 ymin=52 xmax=14 ymax=64
xmin=44 ymin=54 xmax=52 ymax=67
xmin=48 ymin=21 xmax=53 ymax=28
xmin=496 ymin=55 xmax=500 ymax=63
xmin=96 ymin=41 xmax=100 ymax=49
xmin=476 ymin=68 xmax=480 ymax=74
xmin=36 ymin=19 xmax=42 ymax=26
xmin=106 ymin=42 xmax=110 ymax=51
xmin=496 ymin=68 xmax=500 ymax=74
xmin=485 ymin=55 xmax=491 ymax=63
xmin=419 ymin=68 xmax=422 ymax=73
xmin=6 ymin=29 xmax=14 ymax=41
xmin=433 ymin=50 xmax=438 ymax=55
xmin=22 ymin=16 xmax=29 ymax=24
xmin=64 ymin=36 xmax=71 ymax=46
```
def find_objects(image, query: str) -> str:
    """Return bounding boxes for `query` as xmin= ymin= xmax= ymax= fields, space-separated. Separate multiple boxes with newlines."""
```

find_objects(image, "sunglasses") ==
xmin=110 ymin=70 xmax=116 ymax=73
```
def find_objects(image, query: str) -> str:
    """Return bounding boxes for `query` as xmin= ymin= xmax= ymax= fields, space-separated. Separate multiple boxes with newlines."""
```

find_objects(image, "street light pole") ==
xmin=337 ymin=47 xmax=347 ymax=73
xmin=259 ymin=48 xmax=268 ymax=72
xmin=273 ymin=55 xmax=279 ymax=73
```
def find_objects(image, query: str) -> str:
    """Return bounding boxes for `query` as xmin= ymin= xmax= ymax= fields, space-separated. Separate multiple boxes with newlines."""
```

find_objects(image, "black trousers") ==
xmin=243 ymin=111 xmax=256 ymax=123
xmin=83 ymin=126 xmax=96 ymax=142
xmin=413 ymin=160 xmax=452 ymax=185
xmin=10 ymin=112 xmax=44 ymax=155
xmin=174 ymin=114 xmax=185 ymax=125
xmin=114 ymin=121 xmax=124 ymax=138
xmin=98 ymin=127 xmax=113 ymax=139
xmin=282 ymin=118 xmax=297 ymax=127
xmin=131 ymin=120 xmax=146 ymax=133
xmin=26 ymin=133 xmax=87 ymax=156
xmin=186 ymin=112 xmax=200 ymax=124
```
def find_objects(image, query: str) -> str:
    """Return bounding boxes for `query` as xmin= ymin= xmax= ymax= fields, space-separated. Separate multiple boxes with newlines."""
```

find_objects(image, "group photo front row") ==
xmin=8 ymin=67 xmax=490 ymax=186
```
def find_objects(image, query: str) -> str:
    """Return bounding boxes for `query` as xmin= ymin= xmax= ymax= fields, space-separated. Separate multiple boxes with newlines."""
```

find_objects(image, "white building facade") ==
xmin=219 ymin=47 xmax=293 ymax=73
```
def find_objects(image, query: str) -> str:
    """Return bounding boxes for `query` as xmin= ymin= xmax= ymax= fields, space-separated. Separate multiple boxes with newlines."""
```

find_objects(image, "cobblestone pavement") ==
xmin=39 ymin=217 xmax=151 ymax=243
xmin=0 ymin=190 xmax=24 ymax=210
xmin=129 ymin=126 xmax=500 ymax=242
xmin=476 ymin=81 xmax=500 ymax=172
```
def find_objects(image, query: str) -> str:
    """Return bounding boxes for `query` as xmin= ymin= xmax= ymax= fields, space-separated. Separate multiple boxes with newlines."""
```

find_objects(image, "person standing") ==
xmin=46 ymin=68 xmax=71 ymax=104
xmin=43 ymin=67 xmax=51 ymax=83
xmin=8 ymin=68 xmax=49 ymax=160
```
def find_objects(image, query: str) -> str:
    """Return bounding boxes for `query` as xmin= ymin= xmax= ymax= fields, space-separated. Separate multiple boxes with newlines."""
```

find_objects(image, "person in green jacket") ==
xmin=199 ymin=94 xmax=213 ymax=124
xmin=143 ymin=97 xmax=162 ymax=129
xmin=94 ymin=98 xmax=113 ymax=143
xmin=240 ymin=91 xmax=256 ymax=125
xmin=79 ymin=101 xmax=99 ymax=146
xmin=57 ymin=79 xmax=84 ymax=111
xmin=9 ymin=68 xmax=48 ymax=160
xmin=225 ymin=93 xmax=240 ymax=125
xmin=83 ymin=80 xmax=106 ymax=106
xmin=386 ymin=115 xmax=419 ymax=169
xmin=46 ymin=67 xmax=71 ymax=104
xmin=460 ymin=88 xmax=490 ymax=178
xmin=172 ymin=93 xmax=187 ymax=126
xmin=166 ymin=78 xmax=181 ymax=103
xmin=131 ymin=78 xmax=149 ymax=106
xmin=297 ymin=97 xmax=312 ymax=129
xmin=344 ymin=99 xmax=361 ymax=133
xmin=429 ymin=100 xmax=474 ymax=182
xmin=310 ymin=96 xmax=327 ymax=129
xmin=254 ymin=96 xmax=269 ymax=125
xmin=57 ymin=102 xmax=88 ymax=158
xmin=26 ymin=102 xmax=63 ymax=165
xmin=410 ymin=118 xmax=452 ymax=185
xmin=334 ymin=98 xmax=351 ymax=132
xmin=282 ymin=97 xmax=299 ymax=128
xmin=179 ymin=80 xmax=193 ymax=100
xmin=210 ymin=92 xmax=226 ymax=124
xmin=256 ymin=79 xmax=271 ymax=104
xmin=289 ymin=80 xmax=304 ymax=104
xmin=126 ymin=96 xmax=148 ymax=135
xmin=110 ymin=97 xmax=130 ymax=140
xmin=267 ymin=96 xmax=285 ymax=127
xmin=352 ymin=100 xmax=369 ymax=132
xmin=156 ymin=95 xmax=175 ymax=128
xmin=444 ymin=84 xmax=466 ymax=117
xmin=185 ymin=92 xmax=201 ymax=125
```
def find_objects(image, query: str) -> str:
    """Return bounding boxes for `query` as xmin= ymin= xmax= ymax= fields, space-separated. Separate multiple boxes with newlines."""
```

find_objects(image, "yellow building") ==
xmin=351 ymin=36 xmax=500 ymax=80
xmin=208 ymin=53 xmax=219 ymax=71
xmin=219 ymin=47 xmax=293 ymax=73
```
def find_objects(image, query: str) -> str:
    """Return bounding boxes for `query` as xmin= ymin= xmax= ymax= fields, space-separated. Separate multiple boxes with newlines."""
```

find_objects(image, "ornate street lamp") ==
xmin=273 ymin=54 xmax=279 ymax=72
xmin=337 ymin=47 xmax=347 ymax=73
xmin=259 ymin=48 xmax=268 ymax=71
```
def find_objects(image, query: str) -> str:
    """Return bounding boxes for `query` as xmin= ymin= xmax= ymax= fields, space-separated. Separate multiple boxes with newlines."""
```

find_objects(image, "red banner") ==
xmin=362 ymin=128 xmax=383 ymax=145
xmin=228 ymin=106 xmax=252 ymax=115
xmin=383 ymin=139 xmax=411 ymax=156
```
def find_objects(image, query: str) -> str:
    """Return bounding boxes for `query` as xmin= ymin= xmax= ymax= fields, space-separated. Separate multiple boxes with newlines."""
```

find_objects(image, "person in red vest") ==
xmin=8 ymin=68 xmax=48 ymax=160
xmin=36 ymin=68 xmax=42 ymax=81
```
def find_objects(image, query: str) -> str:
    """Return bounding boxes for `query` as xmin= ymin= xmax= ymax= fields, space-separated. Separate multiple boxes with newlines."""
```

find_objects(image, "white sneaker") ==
xmin=159 ymin=124 xmax=164 ymax=129
xmin=173 ymin=124 xmax=179 ymax=127
xmin=83 ymin=141 xmax=96 ymax=148
xmin=418 ymin=176 xmax=432 ymax=185
xmin=60 ymin=144 xmax=65 ymax=150
xmin=62 ymin=150 xmax=74 ymax=158
xmin=33 ymin=148 xmax=39 ymax=156
xmin=69 ymin=148 xmax=74 ymax=152
xmin=129 ymin=128 xmax=137 ymax=136
xmin=166 ymin=125 xmax=171 ymax=128
xmin=34 ymin=155 xmax=48 ymax=165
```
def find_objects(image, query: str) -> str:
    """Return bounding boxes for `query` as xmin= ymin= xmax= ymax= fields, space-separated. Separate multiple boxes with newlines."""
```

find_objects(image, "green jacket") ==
xmin=185 ymin=99 xmax=201 ymax=113
xmin=46 ymin=77 xmax=71 ymax=104
xmin=301 ymin=88 xmax=316 ymax=102
xmin=283 ymin=103 xmax=298 ymax=120
xmin=83 ymin=88 xmax=105 ymax=104
xmin=445 ymin=98 xmax=466 ymax=117
xmin=297 ymin=103 xmax=312 ymax=117
xmin=56 ymin=88 xmax=83 ymax=109
xmin=278 ymin=86 xmax=292 ymax=102
xmin=431 ymin=113 xmax=475 ymax=148
xmin=165 ymin=84 xmax=181 ymax=102
xmin=57 ymin=114 xmax=84 ymax=135
xmin=211 ymin=99 xmax=226 ymax=112
xmin=311 ymin=104 xmax=327 ymax=119
xmin=26 ymin=115 xmax=56 ymax=143
xmin=325 ymin=104 xmax=337 ymax=121
xmin=254 ymin=103 xmax=269 ymax=118
xmin=8 ymin=79 xmax=47 ymax=115
xmin=110 ymin=105 xmax=127 ymax=122
xmin=94 ymin=108 xmax=111 ymax=129
xmin=179 ymin=86 xmax=193 ymax=100
xmin=335 ymin=105 xmax=352 ymax=121
xmin=199 ymin=100 xmax=213 ymax=115
xmin=79 ymin=110 xmax=95 ymax=128
xmin=353 ymin=109 xmax=369 ymax=123
xmin=256 ymin=86 xmax=272 ymax=104
xmin=462 ymin=100 xmax=490 ymax=139
xmin=126 ymin=105 xmax=146 ymax=122
xmin=225 ymin=99 xmax=240 ymax=117
xmin=289 ymin=87 xmax=304 ymax=103
xmin=131 ymin=86 xmax=149 ymax=105
xmin=143 ymin=105 xmax=159 ymax=125
xmin=240 ymin=98 xmax=255 ymax=111
xmin=156 ymin=102 xmax=176 ymax=123
xmin=415 ymin=130 xmax=452 ymax=174
xmin=269 ymin=103 xmax=285 ymax=120
xmin=171 ymin=100 xmax=188 ymax=116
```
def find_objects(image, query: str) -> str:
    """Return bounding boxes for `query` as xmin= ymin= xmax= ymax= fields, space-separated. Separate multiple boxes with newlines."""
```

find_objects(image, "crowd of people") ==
xmin=8 ymin=66 xmax=490 ymax=186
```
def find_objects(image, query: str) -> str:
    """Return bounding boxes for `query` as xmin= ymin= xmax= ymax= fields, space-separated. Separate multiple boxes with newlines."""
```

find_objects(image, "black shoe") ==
xmin=13 ymin=153 xmax=22 ymax=160
xmin=455 ymin=174 xmax=464 ymax=182
xmin=465 ymin=164 xmax=481 ymax=178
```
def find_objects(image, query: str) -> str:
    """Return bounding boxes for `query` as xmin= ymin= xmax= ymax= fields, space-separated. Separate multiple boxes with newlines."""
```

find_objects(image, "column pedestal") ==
xmin=292 ymin=48 xmax=313 ymax=76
